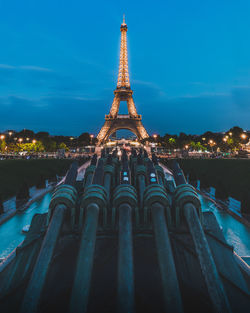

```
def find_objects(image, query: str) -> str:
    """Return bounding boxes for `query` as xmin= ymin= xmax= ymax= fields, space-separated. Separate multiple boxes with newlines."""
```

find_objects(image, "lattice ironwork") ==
xmin=97 ymin=16 xmax=149 ymax=144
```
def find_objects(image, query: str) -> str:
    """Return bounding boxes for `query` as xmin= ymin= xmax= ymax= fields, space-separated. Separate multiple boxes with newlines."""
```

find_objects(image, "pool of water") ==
xmin=0 ymin=192 xmax=249 ymax=259
xmin=0 ymin=193 xmax=52 ymax=259
xmin=200 ymin=196 xmax=250 ymax=256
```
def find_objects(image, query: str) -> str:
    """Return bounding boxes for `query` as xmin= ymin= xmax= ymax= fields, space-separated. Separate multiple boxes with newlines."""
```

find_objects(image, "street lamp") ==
xmin=18 ymin=138 xmax=23 ymax=143
xmin=90 ymin=134 xmax=94 ymax=145
xmin=153 ymin=134 xmax=158 ymax=143
xmin=229 ymin=132 xmax=232 ymax=136
xmin=8 ymin=132 xmax=13 ymax=136
xmin=32 ymin=139 xmax=36 ymax=144
xmin=0 ymin=135 xmax=5 ymax=140
xmin=241 ymin=133 xmax=247 ymax=140
xmin=26 ymin=137 xmax=30 ymax=141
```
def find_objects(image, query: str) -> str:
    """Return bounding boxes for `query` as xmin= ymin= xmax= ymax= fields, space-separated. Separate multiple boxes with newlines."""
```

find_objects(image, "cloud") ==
xmin=0 ymin=95 xmax=105 ymax=135
xmin=0 ymin=83 xmax=249 ymax=136
xmin=19 ymin=65 xmax=52 ymax=72
xmin=0 ymin=64 xmax=16 ymax=69
xmin=178 ymin=92 xmax=230 ymax=99
xmin=131 ymin=79 xmax=167 ymax=104
xmin=141 ymin=92 xmax=249 ymax=135
xmin=0 ymin=64 xmax=52 ymax=72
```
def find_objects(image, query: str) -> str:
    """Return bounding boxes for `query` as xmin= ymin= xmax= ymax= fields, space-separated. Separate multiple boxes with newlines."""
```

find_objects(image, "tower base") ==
xmin=97 ymin=115 xmax=148 ymax=144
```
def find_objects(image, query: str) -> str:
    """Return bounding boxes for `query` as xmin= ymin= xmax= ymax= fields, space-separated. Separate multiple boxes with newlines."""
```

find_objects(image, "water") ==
xmin=0 ymin=192 xmax=249 ymax=259
xmin=0 ymin=193 xmax=52 ymax=259
xmin=200 ymin=196 xmax=250 ymax=256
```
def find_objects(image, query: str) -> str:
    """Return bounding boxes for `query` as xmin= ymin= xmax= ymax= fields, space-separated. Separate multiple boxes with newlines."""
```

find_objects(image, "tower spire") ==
xmin=117 ymin=15 xmax=130 ymax=89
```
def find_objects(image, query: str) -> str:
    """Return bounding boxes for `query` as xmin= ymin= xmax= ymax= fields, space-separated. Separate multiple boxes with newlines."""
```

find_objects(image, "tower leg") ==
xmin=109 ymin=96 xmax=120 ymax=118
xmin=127 ymin=96 xmax=138 ymax=117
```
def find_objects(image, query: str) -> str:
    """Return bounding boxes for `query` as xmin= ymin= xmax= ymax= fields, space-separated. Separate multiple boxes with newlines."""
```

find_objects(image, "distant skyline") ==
xmin=0 ymin=0 xmax=250 ymax=136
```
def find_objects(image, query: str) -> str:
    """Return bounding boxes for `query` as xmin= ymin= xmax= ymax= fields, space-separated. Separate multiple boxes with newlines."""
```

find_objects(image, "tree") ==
xmin=195 ymin=142 xmax=206 ymax=151
xmin=58 ymin=142 xmax=69 ymax=151
xmin=34 ymin=141 xmax=45 ymax=152
xmin=16 ymin=141 xmax=45 ymax=153
xmin=6 ymin=143 xmax=18 ymax=153
xmin=36 ymin=131 xmax=49 ymax=139
xmin=16 ymin=129 xmax=35 ymax=139
xmin=78 ymin=133 xmax=91 ymax=145
xmin=168 ymin=137 xmax=176 ymax=149
xmin=228 ymin=126 xmax=243 ymax=137
xmin=0 ymin=139 xmax=6 ymax=152
xmin=42 ymin=138 xmax=57 ymax=152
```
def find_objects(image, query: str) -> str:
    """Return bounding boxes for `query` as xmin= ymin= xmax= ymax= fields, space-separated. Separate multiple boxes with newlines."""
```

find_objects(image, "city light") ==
xmin=32 ymin=139 xmax=36 ymax=144
xmin=18 ymin=138 xmax=23 ymax=142
xmin=0 ymin=135 xmax=5 ymax=140
xmin=8 ymin=132 xmax=13 ymax=136
xmin=229 ymin=132 xmax=232 ymax=136
xmin=26 ymin=137 xmax=30 ymax=141
xmin=185 ymin=145 xmax=189 ymax=149
xmin=241 ymin=133 xmax=247 ymax=139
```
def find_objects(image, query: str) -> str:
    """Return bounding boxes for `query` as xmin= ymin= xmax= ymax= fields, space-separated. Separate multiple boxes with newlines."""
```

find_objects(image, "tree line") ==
xmin=0 ymin=130 xmax=97 ymax=153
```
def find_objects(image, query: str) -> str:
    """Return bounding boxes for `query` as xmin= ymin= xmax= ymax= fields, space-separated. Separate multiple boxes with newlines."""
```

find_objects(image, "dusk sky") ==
xmin=0 ymin=0 xmax=250 ymax=136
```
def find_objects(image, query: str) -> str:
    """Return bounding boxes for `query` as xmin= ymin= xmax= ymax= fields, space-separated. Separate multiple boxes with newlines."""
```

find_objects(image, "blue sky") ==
xmin=0 ymin=0 xmax=249 ymax=135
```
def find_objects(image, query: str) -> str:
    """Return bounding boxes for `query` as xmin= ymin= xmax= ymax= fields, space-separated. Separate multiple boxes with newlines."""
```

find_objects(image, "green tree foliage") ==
xmin=17 ymin=141 xmax=45 ymax=152
xmin=190 ymin=141 xmax=206 ymax=151
xmin=58 ymin=142 xmax=69 ymax=151
xmin=0 ymin=139 xmax=6 ymax=152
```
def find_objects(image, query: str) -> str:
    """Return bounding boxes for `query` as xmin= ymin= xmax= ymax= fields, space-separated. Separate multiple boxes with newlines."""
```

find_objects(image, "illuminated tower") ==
xmin=97 ymin=16 xmax=149 ymax=143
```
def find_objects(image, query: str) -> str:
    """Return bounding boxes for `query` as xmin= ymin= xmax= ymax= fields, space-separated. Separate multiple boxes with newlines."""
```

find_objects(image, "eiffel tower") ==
xmin=97 ymin=16 xmax=149 ymax=144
